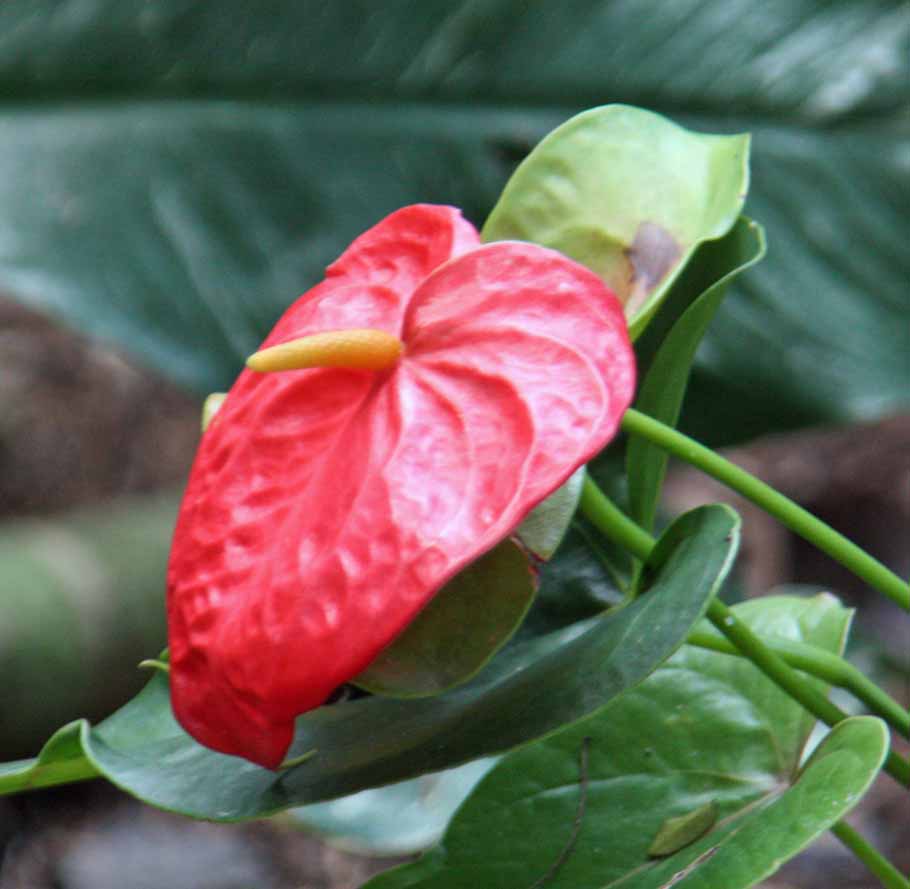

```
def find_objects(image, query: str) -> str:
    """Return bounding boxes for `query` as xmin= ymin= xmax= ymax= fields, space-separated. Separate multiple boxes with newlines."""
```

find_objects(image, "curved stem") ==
xmin=832 ymin=822 xmax=910 ymax=889
xmin=705 ymin=599 xmax=909 ymax=785
xmin=578 ymin=480 xmax=910 ymax=786
xmin=687 ymin=631 xmax=909 ymax=738
xmin=580 ymin=474 xmax=653 ymax=562
xmin=621 ymin=409 xmax=910 ymax=611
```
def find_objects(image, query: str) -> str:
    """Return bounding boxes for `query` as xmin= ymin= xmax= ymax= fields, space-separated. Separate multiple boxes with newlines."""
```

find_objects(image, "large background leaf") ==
xmin=0 ymin=505 xmax=738 ymax=819
xmin=0 ymin=1 xmax=906 ymax=442
xmin=364 ymin=595 xmax=887 ymax=889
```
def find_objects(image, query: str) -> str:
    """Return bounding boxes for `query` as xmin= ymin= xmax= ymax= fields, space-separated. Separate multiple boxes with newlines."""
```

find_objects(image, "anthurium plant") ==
xmin=1 ymin=106 xmax=907 ymax=889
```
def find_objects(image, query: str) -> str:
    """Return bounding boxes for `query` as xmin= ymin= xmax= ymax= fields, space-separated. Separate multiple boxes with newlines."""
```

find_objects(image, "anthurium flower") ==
xmin=167 ymin=204 xmax=636 ymax=769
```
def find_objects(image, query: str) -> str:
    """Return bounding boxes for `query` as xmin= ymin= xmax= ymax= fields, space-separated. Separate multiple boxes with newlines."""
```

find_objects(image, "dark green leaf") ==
xmin=365 ymin=595 xmax=886 ymax=889
xmin=628 ymin=218 xmax=766 ymax=531
xmin=482 ymin=105 xmax=749 ymax=337
xmin=519 ymin=520 xmax=625 ymax=640
xmin=353 ymin=538 xmax=536 ymax=698
xmin=0 ymin=505 xmax=739 ymax=818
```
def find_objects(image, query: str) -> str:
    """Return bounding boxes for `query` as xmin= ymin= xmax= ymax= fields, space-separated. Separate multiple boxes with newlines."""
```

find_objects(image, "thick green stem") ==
xmin=831 ymin=822 xmax=910 ymax=889
xmin=687 ymin=631 xmax=909 ymax=737
xmin=578 ymin=481 xmax=910 ymax=786
xmin=621 ymin=409 xmax=910 ymax=611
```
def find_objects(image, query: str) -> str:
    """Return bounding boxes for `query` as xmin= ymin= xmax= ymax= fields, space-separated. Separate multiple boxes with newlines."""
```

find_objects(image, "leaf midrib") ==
xmin=0 ymin=83 xmax=905 ymax=130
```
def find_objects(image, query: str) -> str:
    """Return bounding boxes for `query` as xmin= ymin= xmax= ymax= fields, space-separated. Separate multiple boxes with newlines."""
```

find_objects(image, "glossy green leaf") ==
xmin=628 ymin=218 xmax=767 ymax=532
xmin=0 ymin=2 xmax=905 ymax=442
xmin=353 ymin=538 xmax=536 ymax=698
xmin=0 ymin=505 xmax=739 ymax=818
xmin=518 ymin=520 xmax=625 ymax=641
xmin=688 ymin=593 xmax=854 ymax=757
xmin=482 ymin=105 xmax=749 ymax=338
xmin=516 ymin=466 xmax=586 ymax=560
xmin=369 ymin=719 xmax=888 ymax=889
xmin=365 ymin=595 xmax=886 ymax=889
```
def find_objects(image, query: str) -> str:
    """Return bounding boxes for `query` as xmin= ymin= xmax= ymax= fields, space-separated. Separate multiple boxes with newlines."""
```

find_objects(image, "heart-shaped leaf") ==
xmin=0 ymin=505 xmax=739 ymax=819
xmin=482 ymin=105 xmax=749 ymax=338
xmin=364 ymin=594 xmax=886 ymax=889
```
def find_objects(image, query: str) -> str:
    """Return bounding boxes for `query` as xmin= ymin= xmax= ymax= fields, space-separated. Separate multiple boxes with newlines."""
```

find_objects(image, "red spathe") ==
xmin=167 ymin=205 xmax=636 ymax=768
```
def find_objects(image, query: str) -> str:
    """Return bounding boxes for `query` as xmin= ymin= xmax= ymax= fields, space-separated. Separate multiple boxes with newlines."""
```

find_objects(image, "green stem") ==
xmin=580 ymin=474 xmax=653 ymax=562
xmin=831 ymin=822 xmax=910 ymax=889
xmin=705 ymin=600 xmax=908 ymax=785
xmin=687 ymin=631 xmax=910 ymax=738
xmin=621 ymin=409 xmax=910 ymax=611
xmin=578 ymin=481 xmax=910 ymax=786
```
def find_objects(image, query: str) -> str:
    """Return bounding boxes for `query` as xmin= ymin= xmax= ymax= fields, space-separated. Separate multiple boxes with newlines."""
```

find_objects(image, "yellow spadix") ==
xmin=246 ymin=329 xmax=403 ymax=373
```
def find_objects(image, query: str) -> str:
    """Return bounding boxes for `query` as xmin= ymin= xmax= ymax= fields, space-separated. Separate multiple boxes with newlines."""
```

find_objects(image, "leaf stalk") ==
xmin=831 ymin=821 xmax=910 ymax=889
xmin=620 ymin=409 xmax=910 ymax=611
